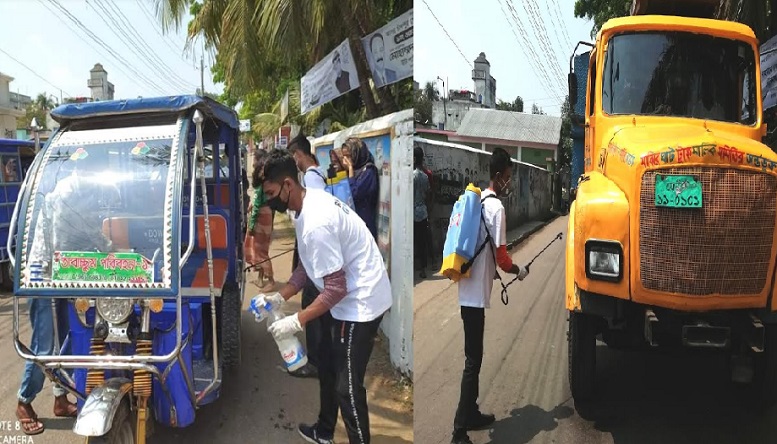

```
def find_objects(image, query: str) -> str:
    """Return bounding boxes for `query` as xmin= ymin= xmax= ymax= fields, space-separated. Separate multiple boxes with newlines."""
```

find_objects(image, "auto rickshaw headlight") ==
xmin=146 ymin=298 xmax=164 ymax=313
xmin=95 ymin=298 xmax=135 ymax=324
xmin=74 ymin=298 xmax=91 ymax=314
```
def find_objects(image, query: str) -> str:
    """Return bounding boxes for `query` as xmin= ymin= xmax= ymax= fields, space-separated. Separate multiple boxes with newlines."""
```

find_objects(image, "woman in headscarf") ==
xmin=341 ymin=137 xmax=379 ymax=239
xmin=327 ymin=147 xmax=345 ymax=179
xmin=244 ymin=149 xmax=275 ymax=291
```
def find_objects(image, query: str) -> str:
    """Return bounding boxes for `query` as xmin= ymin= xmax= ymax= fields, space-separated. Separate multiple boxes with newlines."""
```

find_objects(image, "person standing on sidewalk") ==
xmin=451 ymin=148 xmax=531 ymax=444
xmin=259 ymin=149 xmax=392 ymax=444
xmin=288 ymin=133 xmax=326 ymax=377
xmin=340 ymin=138 xmax=379 ymax=240
xmin=246 ymin=149 xmax=275 ymax=291
xmin=413 ymin=147 xmax=431 ymax=278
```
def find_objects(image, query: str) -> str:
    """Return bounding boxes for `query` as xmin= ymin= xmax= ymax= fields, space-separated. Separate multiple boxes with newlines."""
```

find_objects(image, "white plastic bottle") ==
xmin=251 ymin=298 xmax=308 ymax=372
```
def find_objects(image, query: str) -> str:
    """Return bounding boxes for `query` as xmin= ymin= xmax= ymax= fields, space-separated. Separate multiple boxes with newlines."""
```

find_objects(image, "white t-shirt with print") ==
xmin=295 ymin=188 xmax=392 ymax=322
xmin=303 ymin=166 xmax=327 ymax=190
xmin=458 ymin=188 xmax=507 ymax=309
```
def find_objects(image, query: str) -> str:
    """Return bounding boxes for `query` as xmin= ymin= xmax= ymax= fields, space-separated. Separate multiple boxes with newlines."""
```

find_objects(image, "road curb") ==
xmin=506 ymin=213 xmax=562 ymax=251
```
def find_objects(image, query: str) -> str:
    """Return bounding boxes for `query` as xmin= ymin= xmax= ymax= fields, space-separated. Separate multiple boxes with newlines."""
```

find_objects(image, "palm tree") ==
xmin=155 ymin=0 xmax=410 ymax=118
xmin=716 ymin=0 xmax=773 ymax=43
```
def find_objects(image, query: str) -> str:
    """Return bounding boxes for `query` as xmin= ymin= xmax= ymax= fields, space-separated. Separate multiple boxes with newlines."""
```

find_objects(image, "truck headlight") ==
xmin=585 ymin=240 xmax=623 ymax=282
xmin=95 ymin=298 xmax=135 ymax=324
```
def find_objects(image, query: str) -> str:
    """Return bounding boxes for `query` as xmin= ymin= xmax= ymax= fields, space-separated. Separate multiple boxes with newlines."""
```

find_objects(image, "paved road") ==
xmin=413 ymin=216 xmax=777 ymax=444
xmin=0 ymin=232 xmax=412 ymax=444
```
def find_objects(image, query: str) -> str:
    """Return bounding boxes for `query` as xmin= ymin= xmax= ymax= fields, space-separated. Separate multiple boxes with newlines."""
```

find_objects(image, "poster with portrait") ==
xmin=362 ymin=8 xmax=413 ymax=89
xmin=314 ymin=132 xmax=392 ymax=272
xmin=300 ymin=39 xmax=360 ymax=114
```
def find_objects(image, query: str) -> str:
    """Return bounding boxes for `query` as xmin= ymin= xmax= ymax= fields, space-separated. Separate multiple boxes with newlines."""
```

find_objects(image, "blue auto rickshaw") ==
xmin=0 ymin=138 xmax=35 ymax=290
xmin=9 ymin=96 xmax=246 ymax=443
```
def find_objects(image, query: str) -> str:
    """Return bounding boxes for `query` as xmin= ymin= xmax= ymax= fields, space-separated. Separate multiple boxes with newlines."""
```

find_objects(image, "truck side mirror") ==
xmin=568 ymin=73 xmax=578 ymax=109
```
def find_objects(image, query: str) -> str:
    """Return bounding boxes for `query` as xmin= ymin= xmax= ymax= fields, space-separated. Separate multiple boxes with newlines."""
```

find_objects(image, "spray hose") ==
xmin=244 ymin=248 xmax=296 ymax=272
xmin=499 ymin=232 xmax=563 ymax=306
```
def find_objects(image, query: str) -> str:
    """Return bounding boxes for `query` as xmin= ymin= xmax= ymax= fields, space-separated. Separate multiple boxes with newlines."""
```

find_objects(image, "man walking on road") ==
xmin=451 ymin=147 xmax=531 ymax=444
xmin=259 ymin=149 xmax=392 ymax=444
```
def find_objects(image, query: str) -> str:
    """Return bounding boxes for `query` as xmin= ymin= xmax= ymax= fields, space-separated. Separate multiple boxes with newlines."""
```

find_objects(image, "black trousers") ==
xmin=454 ymin=306 xmax=485 ymax=432
xmin=301 ymin=278 xmax=322 ymax=368
xmin=318 ymin=314 xmax=384 ymax=444
xmin=414 ymin=218 xmax=430 ymax=271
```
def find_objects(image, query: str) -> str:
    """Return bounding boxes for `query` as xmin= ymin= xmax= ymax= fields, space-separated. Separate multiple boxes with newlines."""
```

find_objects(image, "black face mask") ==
xmin=267 ymin=182 xmax=290 ymax=213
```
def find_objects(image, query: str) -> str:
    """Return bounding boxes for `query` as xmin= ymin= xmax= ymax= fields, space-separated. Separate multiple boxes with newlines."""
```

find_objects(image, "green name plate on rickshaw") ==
xmin=52 ymin=251 xmax=153 ymax=283
xmin=654 ymin=174 xmax=702 ymax=208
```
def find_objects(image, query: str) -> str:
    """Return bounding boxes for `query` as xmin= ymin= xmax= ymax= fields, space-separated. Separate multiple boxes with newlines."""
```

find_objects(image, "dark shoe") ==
xmin=451 ymin=431 xmax=474 ymax=444
xmin=289 ymin=362 xmax=318 ymax=379
xmin=466 ymin=412 xmax=495 ymax=430
xmin=298 ymin=423 xmax=333 ymax=444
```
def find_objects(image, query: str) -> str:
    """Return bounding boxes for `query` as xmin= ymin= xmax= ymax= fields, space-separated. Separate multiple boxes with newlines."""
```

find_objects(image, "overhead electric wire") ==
xmin=499 ymin=0 xmax=565 ymax=104
xmin=36 ymin=0 xmax=164 ymax=95
xmin=0 ymin=47 xmax=72 ymax=98
xmin=502 ymin=0 xmax=563 ymax=98
xmin=421 ymin=0 xmax=474 ymax=69
xmin=89 ymin=0 xmax=196 ymax=92
xmin=134 ymin=0 xmax=192 ymax=60
xmin=521 ymin=0 xmax=567 ymax=84
xmin=550 ymin=0 xmax=574 ymax=48
xmin=85 ymin=0 xmax=186 ymax=93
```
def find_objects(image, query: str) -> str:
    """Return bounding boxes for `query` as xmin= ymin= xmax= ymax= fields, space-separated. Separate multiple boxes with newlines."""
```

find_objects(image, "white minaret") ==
xmin=471 ymin=52 xmax=496 ymax=108
xmin=88 ymin=63 xmax=115 ymax=102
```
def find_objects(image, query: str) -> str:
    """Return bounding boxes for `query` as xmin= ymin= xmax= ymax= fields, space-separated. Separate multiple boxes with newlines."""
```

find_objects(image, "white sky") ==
xmin=415 ymin=0 xmax=596 ymax=116
xmin=0 ymin=0 xmax=223 ymax=102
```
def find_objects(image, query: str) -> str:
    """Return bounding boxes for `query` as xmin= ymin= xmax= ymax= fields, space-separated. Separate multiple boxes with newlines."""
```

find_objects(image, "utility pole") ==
xmin=200 ymin=54 xmax=205 ymax=96
xmin=437 ymin=76 xmax=447 ymax=130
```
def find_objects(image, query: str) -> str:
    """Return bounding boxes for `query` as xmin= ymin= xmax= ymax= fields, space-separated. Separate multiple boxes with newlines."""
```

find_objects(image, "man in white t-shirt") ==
xmin=287 ymin=133 xmax=328 ymax=379
xmin=451 ymin=148 xmax=530 ymax=444
xmin=259 ymin=149 xmax=392 ymax=444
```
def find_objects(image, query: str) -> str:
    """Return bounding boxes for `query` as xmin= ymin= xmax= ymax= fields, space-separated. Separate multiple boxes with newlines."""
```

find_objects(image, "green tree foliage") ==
xmin=531 ymin=103 xmax=546 ymax=115
xmin=414 ymin=81 xmax=439 ymax=126
xmin=16 ymin=93 xmax=57 ymax=130
xmin=573 ymin=0 xmax=632 ymax=37
xmin=157 ymin=0 xmax=412 ymax=131
xmin=496 ymin=96 xmax=524 ymax=112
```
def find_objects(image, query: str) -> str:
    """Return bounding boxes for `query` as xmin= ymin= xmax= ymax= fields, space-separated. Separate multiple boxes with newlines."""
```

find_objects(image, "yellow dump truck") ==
xmin=566 ymin=0 xmax=777 ymax=407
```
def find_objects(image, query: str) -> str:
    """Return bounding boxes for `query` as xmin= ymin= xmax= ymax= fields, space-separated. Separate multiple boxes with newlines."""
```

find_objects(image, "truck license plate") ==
xmin=654 ymin=174 xmax=702 ymax=208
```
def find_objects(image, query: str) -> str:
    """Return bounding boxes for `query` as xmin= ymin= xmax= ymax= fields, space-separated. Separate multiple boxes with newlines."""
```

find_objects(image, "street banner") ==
xmin=761 ymin=34 xmax=777 ymax=111
xmin=362 ymin=8 xmax=413 ymax=88
xmin=300 ymin=39 xmax=359 ymax=114
xmin=239 ymin=119 xmax=251 ymax=133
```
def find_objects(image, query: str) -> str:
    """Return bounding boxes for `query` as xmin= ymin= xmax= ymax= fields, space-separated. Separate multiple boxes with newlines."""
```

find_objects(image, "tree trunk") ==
xmin=344 ymin=14 xmax=380 ymax=119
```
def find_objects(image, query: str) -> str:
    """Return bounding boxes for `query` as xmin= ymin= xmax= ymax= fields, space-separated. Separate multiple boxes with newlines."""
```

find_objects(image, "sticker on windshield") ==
xmin=131 ymin=142 xmax=150 ymax=155
xmin=52 ymin=251 xmax=154 ymax=283
xmin=70 ymin=147 xmax=89 ymax=161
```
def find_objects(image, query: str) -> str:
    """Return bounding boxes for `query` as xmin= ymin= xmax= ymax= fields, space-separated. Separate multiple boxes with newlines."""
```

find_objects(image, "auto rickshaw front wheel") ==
xmin=86 ymin=400 xmax=135 ymax=444
xmin=568 ymin=310 xmax=597 ymax=403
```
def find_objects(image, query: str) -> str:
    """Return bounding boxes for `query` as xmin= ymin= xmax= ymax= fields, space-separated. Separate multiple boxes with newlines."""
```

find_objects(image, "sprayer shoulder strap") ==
xmin=464 ymin=194 xmax=500 ymax=268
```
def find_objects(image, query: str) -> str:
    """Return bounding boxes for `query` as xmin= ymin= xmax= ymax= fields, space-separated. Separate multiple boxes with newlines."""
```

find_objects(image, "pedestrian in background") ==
xmin=245 ymin=149 xmax=275 ymax=291
xmin=341 ymin=137 xmax=379 ymax=239
xmin=451 ymin=148 xmax=531 ymax=444
xmin=414 ymin=146 xmax=431 ymax=278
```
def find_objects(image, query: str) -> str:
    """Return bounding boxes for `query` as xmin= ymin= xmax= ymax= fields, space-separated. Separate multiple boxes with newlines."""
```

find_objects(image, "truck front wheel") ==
xmin=752 ymin=325 xmax=777 ymax=409
xmin=568 ymin=310 xmax=597 ymax=402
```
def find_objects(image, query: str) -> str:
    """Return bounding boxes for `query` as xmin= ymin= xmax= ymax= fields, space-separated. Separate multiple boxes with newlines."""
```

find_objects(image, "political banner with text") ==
xmin=300 ymin=39 xmax=360 ymax=114
xmin=362 ymin=8 xmax=413 ymax=89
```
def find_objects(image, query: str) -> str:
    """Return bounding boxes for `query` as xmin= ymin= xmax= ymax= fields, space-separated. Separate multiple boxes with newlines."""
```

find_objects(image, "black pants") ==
xmin=301 ymin=278 xmax=322 ymax=368
xmin=318 ymin=314 xmax=384 ymax=444
xmin=454 ymin=307 xmax=485 ymax=432
xmin=414 ymin=218 xmax=430 ymax=271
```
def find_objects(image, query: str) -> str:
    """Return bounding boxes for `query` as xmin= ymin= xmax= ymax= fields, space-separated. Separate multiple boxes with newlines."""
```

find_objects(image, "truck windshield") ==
xmin=602 ymin=31 xmax=757 ymax=124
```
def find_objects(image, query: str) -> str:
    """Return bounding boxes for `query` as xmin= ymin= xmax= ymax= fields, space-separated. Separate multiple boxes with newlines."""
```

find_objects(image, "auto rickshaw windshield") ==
xmin=22 ymin=126 xmax=175 ymax=286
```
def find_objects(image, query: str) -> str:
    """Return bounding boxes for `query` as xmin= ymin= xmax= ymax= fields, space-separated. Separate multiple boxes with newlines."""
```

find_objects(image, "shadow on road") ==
xmin=486 ymin=404 xmax=574 ymax=444
xmin=573 ymin=345 xmax=777 ymax=444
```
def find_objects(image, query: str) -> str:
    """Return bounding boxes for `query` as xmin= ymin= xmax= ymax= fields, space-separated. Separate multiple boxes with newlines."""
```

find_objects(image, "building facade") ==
xmin=88 ymin=63 xmax=115 ymax=101
xmin=0 ymin=72 xmax=25 ymax=139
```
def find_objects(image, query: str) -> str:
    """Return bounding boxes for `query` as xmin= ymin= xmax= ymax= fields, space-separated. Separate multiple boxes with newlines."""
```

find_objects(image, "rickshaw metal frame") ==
xmin=8 ymin=97 xmax=240 ymax=438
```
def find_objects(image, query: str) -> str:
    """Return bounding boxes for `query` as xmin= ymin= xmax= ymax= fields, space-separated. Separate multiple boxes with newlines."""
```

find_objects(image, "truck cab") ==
xmin=566 ymin=5 xmax=777 ymax=407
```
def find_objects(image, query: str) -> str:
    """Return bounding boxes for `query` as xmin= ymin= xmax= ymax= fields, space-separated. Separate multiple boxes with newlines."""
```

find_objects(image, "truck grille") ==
xmin=639 ymin=167 xmax=777 ymax=295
